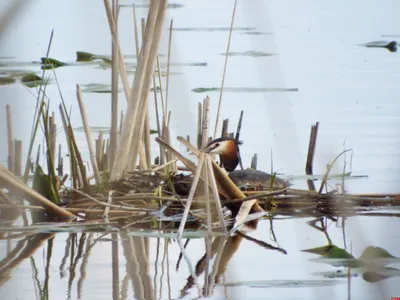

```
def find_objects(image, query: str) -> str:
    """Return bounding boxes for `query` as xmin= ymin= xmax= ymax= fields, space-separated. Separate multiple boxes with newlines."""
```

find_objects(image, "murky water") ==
xmin=1 ymin=0 xmax=400 ymax=299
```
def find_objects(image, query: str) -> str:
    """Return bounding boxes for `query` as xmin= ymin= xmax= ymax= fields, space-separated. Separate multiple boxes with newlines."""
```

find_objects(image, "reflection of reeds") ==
xmin=120 ymin=233 xmax=154 ymax=300
xmin=0 ymin=233 xmax=55 ymax=287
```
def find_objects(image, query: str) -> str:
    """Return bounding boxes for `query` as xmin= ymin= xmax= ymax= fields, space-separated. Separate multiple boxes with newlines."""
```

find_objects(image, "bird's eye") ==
xmin=215 ymin=143 xmax=220 ymax=147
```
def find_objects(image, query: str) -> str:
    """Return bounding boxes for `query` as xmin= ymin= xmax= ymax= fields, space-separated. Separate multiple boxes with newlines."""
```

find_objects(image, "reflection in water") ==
xmin=0 ymin=214 xmax=398 ymax=299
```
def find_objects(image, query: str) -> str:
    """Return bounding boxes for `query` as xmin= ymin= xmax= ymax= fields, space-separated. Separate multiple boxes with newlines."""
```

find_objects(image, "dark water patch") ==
xmin=192 ymin=87 xmax=298 ymax=93
xmin=172 ymin=26 xmax=257 ymax=32
xmin=361 ymin=41 xmax=398 ymax=52
xmin=222 ymin=51 xmax=275 ymax=57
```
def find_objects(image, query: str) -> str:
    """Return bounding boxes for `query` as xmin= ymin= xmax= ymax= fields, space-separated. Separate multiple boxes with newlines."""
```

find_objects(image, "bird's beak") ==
xmin=202 ymin=144 xmax=215 ymax=153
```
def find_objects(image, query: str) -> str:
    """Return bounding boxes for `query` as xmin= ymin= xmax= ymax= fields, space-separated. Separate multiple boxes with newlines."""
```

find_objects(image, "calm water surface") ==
xmin=0 ymin=0 xmax=399 ymax=299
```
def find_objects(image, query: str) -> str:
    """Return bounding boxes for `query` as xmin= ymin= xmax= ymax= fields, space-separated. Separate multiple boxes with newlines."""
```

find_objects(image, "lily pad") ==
xmin=73 ymin=126 xmax=158 ymax=135
xmin=303 ymin=245 xmax=354 ymax=259
xmin=171 ymin=27 xmax=257 ymax=32
xmin=362 ymin=41 xmax=398 ymax=52
xmin=40 ymin=57 xmax=68 ymax=69
xmin=192 ymin=87 xmax=298 ymax=93
xmin=21 ymin=73 xmax=46 ymax=88
xmin=81 ymin=83 xmax=162 ymax=94
xmin=220 ymin=279 xmax=344 ymax=288
xmin=222 ymin=51 xmax=275 ymax=57
xmin=76 ymin=51 xmax=112 ymax=64
xmin=242 ymin=31 xmax=272 ymax=35
xmin=120 ymin=3 xmax=184 ymax=9
xmin=0 ymin=76 xmax=16 ymax=85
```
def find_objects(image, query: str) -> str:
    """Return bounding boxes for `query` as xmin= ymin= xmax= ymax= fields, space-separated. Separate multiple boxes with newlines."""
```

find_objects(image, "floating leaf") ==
xmin=126 ymin=229 xmax=225 ymax=239
xmin=120 ymin=3 xmax=184 ymax=9
xmin=242 ymin=31 xmax=272 ymax=35
xmin=362 ymin=41 xmax=398 ymax=52
xmin=171 ymin=26 xmax=257 ymax=32
xmin=192 ymin=87 xmax=298 ymax=93
xmin=221 ymin=279 xmax=344 ymax=288
xmin=222 ymin=51 xmax=275 ymax=57
xmin=73 ymin=126 xmax=158 ymax=134
xmin=360 ymin=246 xmax=397 ymax=259
xmin=76 ymin=51 xmax=95 ymax=61
xmin=40 ymin=57 xmax=68 ymax=68
xmin=21 ymin=73 xmax=46 ymax=88
xmin=0 ymin=76 xmax=16 ymax=85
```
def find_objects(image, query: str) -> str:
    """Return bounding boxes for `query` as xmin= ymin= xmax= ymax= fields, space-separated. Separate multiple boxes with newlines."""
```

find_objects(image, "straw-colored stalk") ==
xmin=109 ymin=0 xmax=120 ymax=170
xmin=201 ymin=96 xmax=211 ymax=148
xmin=76 ymin=84 xmax=100 ymax=184
xmin=13 ymin=140 xmax=22 ymax=177
xmin=110 ymin=0 xmax=167 ymax=181
xmin=6 ymin=105 xmax=14 ymax=173
xmin=0 ymin=165 xmax=74 ymax=219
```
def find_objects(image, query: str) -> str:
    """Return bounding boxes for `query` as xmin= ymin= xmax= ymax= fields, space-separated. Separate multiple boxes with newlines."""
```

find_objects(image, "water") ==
xmin=1 ymin=0 xmax=400 ymax=299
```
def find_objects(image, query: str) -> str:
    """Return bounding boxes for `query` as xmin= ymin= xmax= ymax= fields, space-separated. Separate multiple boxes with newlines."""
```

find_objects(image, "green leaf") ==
xmin=32 ymin=164 xmax=60 ymax=205
xmin=21 ymin=73 xmax=46 ymax=88
xmin=40 ymin=57 xmax=67 ymax=68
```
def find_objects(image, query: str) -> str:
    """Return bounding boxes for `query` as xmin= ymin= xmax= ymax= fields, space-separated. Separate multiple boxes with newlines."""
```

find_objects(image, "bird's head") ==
xmin=202 ymin=138 xmax=243 ymax=172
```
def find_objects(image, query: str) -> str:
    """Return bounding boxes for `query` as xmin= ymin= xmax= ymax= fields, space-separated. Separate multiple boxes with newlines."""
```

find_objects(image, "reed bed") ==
xmin=0 ymin=0 xmax=399 ymax=236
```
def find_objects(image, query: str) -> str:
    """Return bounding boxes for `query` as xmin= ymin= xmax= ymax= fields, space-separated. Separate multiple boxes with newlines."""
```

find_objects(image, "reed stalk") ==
xmin=6 ymin=105 xmax=14 ymax=173
xmin=110 ymin=0 xmax=167 ymax=181
xmin=76 ymin=85 xmax=101 ymax=185
xmin=0 ymin=165 xmax=74 ymax=218
xmin=109 ymin=0 xmax=119 ymax=170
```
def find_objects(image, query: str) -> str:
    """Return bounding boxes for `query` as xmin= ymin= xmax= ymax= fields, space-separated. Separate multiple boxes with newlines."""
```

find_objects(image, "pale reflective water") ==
xmin=1 ymin=0 xmax=400 ymax=299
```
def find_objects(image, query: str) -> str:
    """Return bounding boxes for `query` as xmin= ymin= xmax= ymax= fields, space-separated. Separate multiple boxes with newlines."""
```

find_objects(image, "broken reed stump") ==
xmin=306 ymin=122 xmax=319 ymax=191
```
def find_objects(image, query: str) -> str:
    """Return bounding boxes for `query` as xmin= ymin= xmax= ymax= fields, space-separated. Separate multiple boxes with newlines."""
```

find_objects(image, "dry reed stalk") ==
xmin=110 ymin=0 xmax=167 ymax=181
xmin=136 ymin=15 xmax=152 ymax=170
xmin=98 ymin=131 xmax=104 ymax=170
xmin=59 ymin=104 xmax=77 ymax=188
xmin=165 ymin=19 xmax=173 ymax=116
xmin=152 ymin=74 xmax=164 ymax=164
xmin=201 ymin=97 xmax=211 ymax=148
xmin=203 ymin=156 xmax=212 ymax=294
xmin=0 ymin=165 xmax=74 ymax=218
xmin=76 ymin=85 xmax=100 ymax=184
xmin=221 ymin=119 xmax=229 ymax=138
xmin=109 ymin=0 xmax=120 ymax=170
xmin=119 ymin=110 xmax=124 ymax=140
xmin=57 ymin=144 xmax=63 ymax=176
xmin=103 ymin=190 xmax=114 ymax=221
xmin=6 ymin=105 xmax=14 ymax=173
xmin=213 ymin=0 xmax=238 ymax=139
xmin=103 ymin=0 xmax=130 ymax=100
xmin=251 ymin=153 xmax=258 ymax=169
xmin=306 ymin=122 xmax=319 ymax=191
xmin=13 ymin=140 xmax=22 ymax=176
xmin=197 ymin=102 xmax=202 ymax=149
xmin=177 ymin=136 xmax=263 ymax=231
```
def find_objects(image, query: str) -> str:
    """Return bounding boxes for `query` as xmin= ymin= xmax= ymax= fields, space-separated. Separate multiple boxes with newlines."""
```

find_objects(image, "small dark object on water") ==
xmin=363 ymin=40 xmax=398 ymax=52
xmin=229 ymin=169 xmax=290 ymax=191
